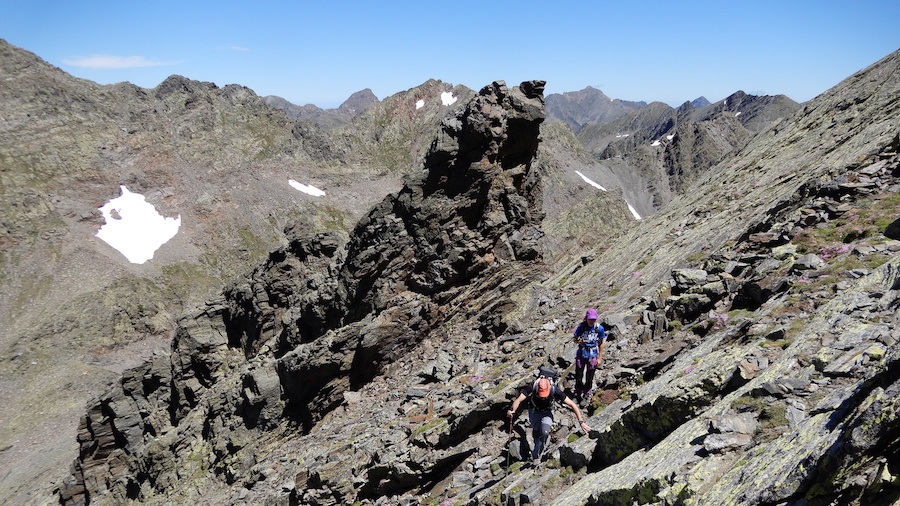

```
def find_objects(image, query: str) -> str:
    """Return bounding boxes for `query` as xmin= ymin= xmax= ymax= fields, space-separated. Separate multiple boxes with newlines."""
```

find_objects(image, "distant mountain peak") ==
xmin=546 ymin=87 xmax=647 ymax=131
xmin=263 ymin=88 xmax=381 ymax=128
xmin=691 ymin=96 xmax=711 ymax=108
xmin=338 ymin=88 xmax=379 ymax=114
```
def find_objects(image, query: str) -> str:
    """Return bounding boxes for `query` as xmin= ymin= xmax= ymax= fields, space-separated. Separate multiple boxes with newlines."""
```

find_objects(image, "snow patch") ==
xmin=416 ymin=99 xmax=425 ymax=109
xmin=734 ymin=111 xmax=742 ymax=117
xmin=289 ymin=179 xmax=326 ymax=197
xmin=651 ymin=139 xmax=661 ymax=147
xmin=95 ymin=185 xmax=181 ymax=264
xmin=615 ymin=134 xmax=630 ymax=138
xmin=666 ymin=134 xmax=675 ymax=140
xmin=575 ymin=171 xmax=607 ymax=191
xmin=626 ymin=201 xmax=642 ymax=220
xmin=440 ymin=92 xmax=457 ymax=106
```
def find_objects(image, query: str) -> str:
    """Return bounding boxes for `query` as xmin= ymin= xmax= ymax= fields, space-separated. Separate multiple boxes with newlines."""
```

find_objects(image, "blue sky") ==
xmin=1 ymin=1 xmax=897 ymax=108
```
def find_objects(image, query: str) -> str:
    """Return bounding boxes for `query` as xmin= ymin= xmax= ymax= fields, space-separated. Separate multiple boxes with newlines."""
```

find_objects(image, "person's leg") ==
xmin=584 ymin=357 xmax=599 ymax=397
xmin=528 ymin=409 xmax=542 ymax=459
xmin=530 ymin=411 xmax=553 ymax=461
xmin=574 ymin=357 xmax=585 ymax=397
xmin=584 ymin=364 xmax=596 ymax=395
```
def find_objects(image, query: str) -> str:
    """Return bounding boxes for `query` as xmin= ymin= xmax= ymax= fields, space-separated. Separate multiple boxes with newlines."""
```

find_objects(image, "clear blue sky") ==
xmin=2 ymin=1 xmax=897 ymax=108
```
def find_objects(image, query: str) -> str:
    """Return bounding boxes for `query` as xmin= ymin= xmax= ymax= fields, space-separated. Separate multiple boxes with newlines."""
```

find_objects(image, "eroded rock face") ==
xmin=59 ymin=80 xmax=547 ymax=505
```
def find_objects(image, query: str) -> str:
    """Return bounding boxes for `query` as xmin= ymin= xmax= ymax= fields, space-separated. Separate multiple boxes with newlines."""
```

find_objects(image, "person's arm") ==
xmin=563 ymin=396 xmax=591 ymax=433
xmin=507 ymin=392 xmax=527 ymax=419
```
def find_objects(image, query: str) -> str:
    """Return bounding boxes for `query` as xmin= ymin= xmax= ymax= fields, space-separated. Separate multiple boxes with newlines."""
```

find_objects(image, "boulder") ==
xmin=709 ymin=412 xmax=759 ymax=435
xmin=792 ymin=253 xmax=827 ymax=271
xmin=771 ymin=243 xmax=797 ymax=260
xmin=885 ymin=216 xmax=900 ymax=240
xmin=667 ymin=293 xmax=713 ymax=321
xmin=672 ymin=268 xmax=709 ymax=292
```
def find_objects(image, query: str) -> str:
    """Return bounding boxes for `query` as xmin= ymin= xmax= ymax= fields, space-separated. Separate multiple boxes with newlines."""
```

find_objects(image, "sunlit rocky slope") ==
xmin=55 ymin=47 xmax=900 ymax=506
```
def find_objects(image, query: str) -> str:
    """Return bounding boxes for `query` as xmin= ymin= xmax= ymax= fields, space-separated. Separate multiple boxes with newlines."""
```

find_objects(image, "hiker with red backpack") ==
xmin=572 ymin=308 xmax=606 ymax=402
xmin=507 ymin=367 xmax=592 ymax=465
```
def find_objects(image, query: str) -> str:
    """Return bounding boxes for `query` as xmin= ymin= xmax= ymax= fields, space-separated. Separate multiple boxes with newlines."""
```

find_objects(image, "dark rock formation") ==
xmin=0 ymin=39 xmax=471 ymax=504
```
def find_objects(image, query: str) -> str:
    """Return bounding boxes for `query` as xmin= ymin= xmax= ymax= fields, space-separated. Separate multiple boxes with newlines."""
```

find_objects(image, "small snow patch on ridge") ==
xmin=627 ymin=202 xmax=642 ymax=220
xmin=575 ymin=171 xmax=607 ymax=191
xmin=441 ymin=92 xmax=457 ymax=106
xmin=289 ymin=180 xmax=326 ymax=197
xmin=574 ymin=171 xmax=641 ymax=220
xmin=416 ymin=99 xmax=425 ymax=109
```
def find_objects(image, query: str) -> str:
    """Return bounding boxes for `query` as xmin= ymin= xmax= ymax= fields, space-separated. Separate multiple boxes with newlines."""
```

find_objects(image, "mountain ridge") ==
xmin=0 ymin=36 xmax=898 ymax=505
xmin=575 ymin=90 xmax=800 ymax=210
xmin=262 ymin=88 xmax=381 ymax=129
xmin=57 ymin=50 xmax=900 ymax=505
xmin=545 ymin=85 xmax=647 ymax=131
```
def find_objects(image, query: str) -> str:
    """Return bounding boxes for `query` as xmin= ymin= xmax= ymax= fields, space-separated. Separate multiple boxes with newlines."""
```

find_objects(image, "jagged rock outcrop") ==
xmin=60 ymin=80 xmax=549 ymax=505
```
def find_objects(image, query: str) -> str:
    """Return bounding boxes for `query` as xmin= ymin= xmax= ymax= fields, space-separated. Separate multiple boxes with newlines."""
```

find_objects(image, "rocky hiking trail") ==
xmin=57 ymin=50 xmax=900 ymax=506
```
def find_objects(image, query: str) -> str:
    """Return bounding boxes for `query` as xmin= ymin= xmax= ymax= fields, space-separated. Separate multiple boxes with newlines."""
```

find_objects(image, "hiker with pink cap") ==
xmin=572 ymin=308 xmax=607 ymax=401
